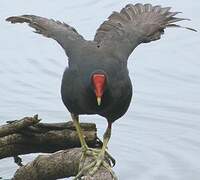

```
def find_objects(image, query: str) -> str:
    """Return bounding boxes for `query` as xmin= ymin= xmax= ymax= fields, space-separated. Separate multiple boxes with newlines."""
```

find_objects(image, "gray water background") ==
xmin=0 ymin=0 xmax=200 ymax=179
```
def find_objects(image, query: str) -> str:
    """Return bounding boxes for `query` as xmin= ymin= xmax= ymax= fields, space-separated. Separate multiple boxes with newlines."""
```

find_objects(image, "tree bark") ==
xmin=0 ymin=115 xmax=40 ymax=137
xmin=0 ymin=115 xmax=115 ymax=180
xmin=13 ymin=148 xmax=113 ymax=180
xmin=0 ymin=115 xmax=99 ymax=159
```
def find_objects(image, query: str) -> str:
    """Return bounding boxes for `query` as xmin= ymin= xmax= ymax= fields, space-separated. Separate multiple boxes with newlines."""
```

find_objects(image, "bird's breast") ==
xmin=61 ymin=62 xmax=132 ymax=121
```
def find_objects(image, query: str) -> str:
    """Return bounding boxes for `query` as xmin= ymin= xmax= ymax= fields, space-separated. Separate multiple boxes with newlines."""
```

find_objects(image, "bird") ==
xmin=6 ymin=3 xmax=196 ymax=179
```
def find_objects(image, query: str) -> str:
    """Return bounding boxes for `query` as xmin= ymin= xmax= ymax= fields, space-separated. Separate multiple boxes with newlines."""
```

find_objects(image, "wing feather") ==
xmin=6 ymin=15 xmax=86 ymax=58
xmin=94 ymin=3 xmax=196 ymax=60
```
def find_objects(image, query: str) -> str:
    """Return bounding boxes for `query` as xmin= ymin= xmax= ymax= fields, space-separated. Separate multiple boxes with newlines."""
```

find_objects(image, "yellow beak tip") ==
xmin=97 ymin=97 xmax=101 ymax=106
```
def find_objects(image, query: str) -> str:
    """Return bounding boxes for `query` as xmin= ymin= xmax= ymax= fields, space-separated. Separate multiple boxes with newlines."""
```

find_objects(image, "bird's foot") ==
xmin=86 ymin=148 xmax=116 ymax=167
xmin=88 ymin=149 xmax=116 ymax=177
xmin=73 ymin=147 xmax=117 ymax=180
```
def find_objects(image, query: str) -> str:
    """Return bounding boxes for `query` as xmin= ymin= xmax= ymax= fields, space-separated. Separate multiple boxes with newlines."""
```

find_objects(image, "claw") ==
xmin=85 ymin=148 xmax=116 ymax=167
xmin=102 ymin=161 xmax=118 ymax=180
xmin=73 ymin=161 xmax=96 ymax=180
xmin=89 ymin=154 xmax=104 ymax=175
xmin=73 ymin=148 xmax=116 ymax=180
xmin=105 ymin=151 xmax=116 ymax=167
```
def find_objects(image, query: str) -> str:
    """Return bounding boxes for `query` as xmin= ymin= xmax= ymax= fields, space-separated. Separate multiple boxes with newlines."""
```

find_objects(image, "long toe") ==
xmin=105 ymin=151 xmax=116 ymax=167
xmin=74 ymin=148 xmax=116 ymax=180
xmin=89 ymin=153 xmax=105 ymax=175
xmin=87 ymin=148 xmax=116 ymax=166
xmin=89 ymin=153 xmax=117 ymax=179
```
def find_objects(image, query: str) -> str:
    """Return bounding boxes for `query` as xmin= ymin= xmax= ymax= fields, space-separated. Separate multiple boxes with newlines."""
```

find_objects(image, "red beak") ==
xmin=92 ymin=74 xmax=106 ymax=106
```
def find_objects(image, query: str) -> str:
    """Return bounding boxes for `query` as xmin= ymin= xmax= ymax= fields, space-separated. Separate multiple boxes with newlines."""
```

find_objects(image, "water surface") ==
xmin=0 ymin=0 xmax=200 ymax=179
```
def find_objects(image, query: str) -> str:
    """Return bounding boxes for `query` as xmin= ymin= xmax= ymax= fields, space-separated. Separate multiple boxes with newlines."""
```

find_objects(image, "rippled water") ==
xmin=0 ymin=0 xmax=200 ymax=179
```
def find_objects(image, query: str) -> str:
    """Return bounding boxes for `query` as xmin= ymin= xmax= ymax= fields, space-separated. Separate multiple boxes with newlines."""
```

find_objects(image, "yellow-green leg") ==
xmin=71 ymin=116 xmax=117 ymax=180
xmin=71 ymin=113 xmax=91 ymax=173
xmin=71 ymin=113 xmax=88 ymax=151
xmin=89 ymin=123 xmax=112 ymax=175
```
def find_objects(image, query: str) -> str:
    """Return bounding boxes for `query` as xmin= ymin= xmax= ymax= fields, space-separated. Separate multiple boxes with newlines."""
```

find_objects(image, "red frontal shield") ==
xmin=92 ymin=74 xmax=106 ymax=99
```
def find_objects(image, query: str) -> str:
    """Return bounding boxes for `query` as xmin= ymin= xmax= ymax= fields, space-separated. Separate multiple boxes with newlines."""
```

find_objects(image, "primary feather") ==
xmin=94 ymin=3 xmax=196 ymax=59
xmin=6 ymin=3 xmax=196 ymax=62
xmin=6 ymin=15 xmax=86 ymax=57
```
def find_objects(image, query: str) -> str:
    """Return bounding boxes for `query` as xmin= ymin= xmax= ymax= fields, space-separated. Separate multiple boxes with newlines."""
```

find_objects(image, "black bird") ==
xmin=6 ymin=3 xmax=196 ymax=179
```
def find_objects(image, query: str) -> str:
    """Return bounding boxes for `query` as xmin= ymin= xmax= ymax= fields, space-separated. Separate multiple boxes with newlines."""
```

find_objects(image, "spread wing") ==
xmin=94 ymin=3 xmax=196 ymax=60
xmin=6 ymin=15 xmax=86 ymax=58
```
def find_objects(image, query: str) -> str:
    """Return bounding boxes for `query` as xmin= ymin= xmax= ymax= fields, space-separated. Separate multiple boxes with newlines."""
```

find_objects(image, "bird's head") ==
xmin=91 ymin=71 xmax=107 ymax=106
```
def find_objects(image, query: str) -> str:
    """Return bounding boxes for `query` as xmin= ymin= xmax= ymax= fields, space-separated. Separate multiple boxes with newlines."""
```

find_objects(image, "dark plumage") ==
xmin=6 ymin=3 xmax=196 ymax=178
xmin=6 ymin=4 xmax=195 ymax=123
xmin=61 ymin=48 xmax=132 ymax=122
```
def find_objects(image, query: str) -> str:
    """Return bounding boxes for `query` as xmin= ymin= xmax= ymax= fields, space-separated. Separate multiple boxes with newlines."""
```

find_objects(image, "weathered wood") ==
xmin=0 ymin=129 xmax=97 ymax=159
xmin=0 ymin=116 xmax=116 ymax=180
xmin=0 ymin=115 xmax=40 ymax=137
xmin=13 ymin=148 xmax=113 ymax=180
xmin=0 ymin=116 xmax=98 ymax=159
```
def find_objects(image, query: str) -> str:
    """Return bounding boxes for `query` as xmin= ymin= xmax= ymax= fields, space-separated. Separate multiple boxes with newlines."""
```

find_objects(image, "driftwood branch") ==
xmin=0 ymin=115 xmax=98 ymax=159
xmin=13 ymin=148 xmax=113 ymax=180
xmin=0 ymin=114 xmax=40 ymax=137
xmin=0 ymin=115 xmax=115 ymax=180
